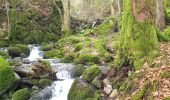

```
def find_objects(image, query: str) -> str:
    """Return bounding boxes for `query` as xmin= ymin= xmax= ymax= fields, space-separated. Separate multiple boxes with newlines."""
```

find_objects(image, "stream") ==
xmin=26 ymin=45 xmax=75 ymax=100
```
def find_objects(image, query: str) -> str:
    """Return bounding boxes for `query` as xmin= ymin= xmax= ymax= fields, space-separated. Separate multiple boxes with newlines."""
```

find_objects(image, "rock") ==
xmin=68 ymin=78 xmax=96 ymax=100
xmin=92 ymin=76 xmax=101 ymax=89
xmin=20 ymin=53 xmax=27 ymax=58
xmin=104 ymin=85 xmax=113 ymax=95
xmin=32 ymin=86 xmax=39 ymax=90
xmin=109 ymin=89 xmax=118 ymax=99
xmin=29 ymin=87 xmax=52 ymax=100
xmin=14 ymin=73 xmax=21 ymax=80
xmin=103 ymin=78 xmax=111 ymax=86
xmin=22 ymin=58 xmax=31 ymax=64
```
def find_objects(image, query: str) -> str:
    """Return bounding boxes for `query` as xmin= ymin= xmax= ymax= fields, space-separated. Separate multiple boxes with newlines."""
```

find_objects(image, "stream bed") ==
xmin=25 ymin=45 xmax=75 ymax=100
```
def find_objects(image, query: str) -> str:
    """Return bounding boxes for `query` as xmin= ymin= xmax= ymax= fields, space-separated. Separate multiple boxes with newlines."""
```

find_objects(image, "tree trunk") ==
xmin=10 ymin=0 xmax=17 ymax=41
xmin=116 ymin=0 xmax=158 ymax=70
xmin=156 ymin=0 xmax=165 ymax=31
xmin=111 ymin=0 xmax=123 ymax=17
xmin=62 ymin=0 xmax=70 ymax=34
xmin=5 ymin=1 xmax=10 ymax=35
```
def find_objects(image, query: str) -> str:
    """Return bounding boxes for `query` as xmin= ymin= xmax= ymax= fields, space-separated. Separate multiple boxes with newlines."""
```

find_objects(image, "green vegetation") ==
xmin=38 ymin=60 xmax=52 ymax=71
xmin=15 ymin=44 xmax=30 ymax=56
xmin=116 ymin=0 xmax=158 ymax=70
xmin=160 ymin=71 xmax=170 ymax=78
xmin=72 ymin=64 xmax=85 ymax=77
xmin=68 ymin=79 xmax=96 ymax=100
xmin=0 ymin=57 xmax=15 ymax=91
xmin=0 ymin=50 xmax=10 ymax=59
xmin=45 ymin=49 xmax=63 ymax=59
xmin=40 ymin=44 xmax=53 ymax=51
xmin=12 ymin=88 xmax=30 ymax=100
xmin=164 ymin=0 xmax=170 ymax=22
xmin=130 ymin=84 xmax=147 ymax=100
xmin=82 ymin=65 xmax=101 ymax=82
xmin=39 ymin=79 xmax=52 ymax=88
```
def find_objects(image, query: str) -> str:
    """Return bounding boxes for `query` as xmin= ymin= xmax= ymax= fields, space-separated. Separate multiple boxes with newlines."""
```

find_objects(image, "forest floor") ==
xmin=121 ymin=42 xmax=170 ymax=100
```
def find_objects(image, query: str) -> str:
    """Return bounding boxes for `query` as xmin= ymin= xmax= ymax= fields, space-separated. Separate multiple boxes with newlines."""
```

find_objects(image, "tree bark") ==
xmin=116 ymin=0 xmax=158 ymax=70
xmin=156 ymin=0 xmax=165 ymax=31
xmin=5 ymin=1 xmax=10 ymax=35
xmin=62 ymin=0 xmax=70 ymax=33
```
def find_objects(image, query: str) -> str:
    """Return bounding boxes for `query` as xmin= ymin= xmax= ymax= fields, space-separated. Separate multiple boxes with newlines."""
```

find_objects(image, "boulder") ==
xmin=68 ymin=78 xmax=96 ymax=100
xmin=29 ymin=87 xmax=52 ymax=100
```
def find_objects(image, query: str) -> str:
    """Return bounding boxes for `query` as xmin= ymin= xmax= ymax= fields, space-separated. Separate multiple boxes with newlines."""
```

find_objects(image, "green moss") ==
xmin=82 ymin=65 xmax=101 ymax=82
xmin=8 ymin=47 xmax=22 ymax=58
xmin=78 ymin=54 xmax=100 ymax=64
xmin=83 ymin=17 xmax=116 ymax=36
xmin=0 ymin=57 xmax=15 ymax=91
xmin=45 ymin=49 xmax=63 ymax=59
xmin=116 ymin=0 xmax=158 ymax=70
xmin=87 ymin=90 xmax=102 ymax=100
xmin=72 ymin=64 xmax=85 ymax=77
xmin=39 ymin=79 xmax=52 ymax=88
xmin=163 ymin=98 xmax=170 ymax=100
xmin=12 ymin=88 xmax=31 ymax=100
xmin=68 ymin=79 xmax=96 ymax=100
xmin=164 ymin=0 xmax=170 ymax=22
xmin=38 ymin=60 xmax=52 ymax=71
xmin=15 ymin=44 xmax=30 ymax=56
xmin=160 ymin=71 xmax=170 ymax=78
xmin=40 ymin=44 xmax=53 ymax=51
xmin=0 ymin=50 xmax=10 ymax=59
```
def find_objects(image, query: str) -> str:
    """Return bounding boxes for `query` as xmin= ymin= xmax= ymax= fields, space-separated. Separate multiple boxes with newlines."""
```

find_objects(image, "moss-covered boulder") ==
xmin=40 ymin=44 xmax=53 ymax=51
xmin=15 ymin=44 xmax=30 ymax=56
xmin=82 ymin=65 xmax=101 ymax=82
xmin=39 ymin=79 xmax=52 ymax=88
xmin=12 ymin=88 xmax=31 ymax=100
xmin=68 ymin=79 xmax=96 ymax=100
xmin=44 ymin=49 xmax=62 ymax=59
xmin=8 ymin=47 xmax=22 ymax=58
xmin=0 ymin=57 xmax=15 ymax=93
xmin=71 ymin=64 xmax=85 ymax=77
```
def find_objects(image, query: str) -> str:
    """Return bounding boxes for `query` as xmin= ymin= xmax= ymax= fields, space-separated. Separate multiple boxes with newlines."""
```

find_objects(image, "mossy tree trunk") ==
xmin=116 ymin=0 xmax=158 ymax=70
xmin=9 ymin=0 xmax=17 ymax=41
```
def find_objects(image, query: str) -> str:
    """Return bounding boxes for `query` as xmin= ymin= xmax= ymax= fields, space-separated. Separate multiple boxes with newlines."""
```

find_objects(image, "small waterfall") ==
xmin=27 ymin=46 xmax=43 ymax=61
xmin=26 ymin=45 xmax=75 ymax=100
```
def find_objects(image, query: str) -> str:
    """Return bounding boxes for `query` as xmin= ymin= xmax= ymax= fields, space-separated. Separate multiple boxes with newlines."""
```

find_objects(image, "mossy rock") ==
xmin=15 ymin=44 xmax=30 ymax=56
xmin=68 ymin=79 xmax=96 ymax=100
xmin=38 ymin=60 xmax=52 ymax=71
xmin=71 ymin=64 xmax=85 ymax=77
xmin=0 ymin=50 xmax=10 ymax=59
xmin=12 ymin=88 xmax=31 ymax=100
xmin=8 ymin=47 xmax=22 ymax=58
xmin=39 ymin=79 xmax=52 ymax=88
xmin=40 ymin=44 xmax=53 ymax=51
xmin=82 ymin=65 xmax=101 ymax=82
xmin=78 ymin=54 xmax=100 ymax=64
xmin=44 ymin=49 xmax=62 ymax=59
xmin=0 ymin=57 xmax=15 ymax=92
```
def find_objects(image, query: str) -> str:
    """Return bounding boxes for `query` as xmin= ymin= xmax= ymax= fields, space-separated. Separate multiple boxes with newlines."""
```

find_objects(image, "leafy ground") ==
xmin=118 ymin=42 xmax=170 ymax=99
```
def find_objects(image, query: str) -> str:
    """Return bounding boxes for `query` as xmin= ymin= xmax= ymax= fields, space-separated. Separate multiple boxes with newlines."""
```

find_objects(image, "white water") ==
xmin=27 ymin=46 xmax=43 ymax=61
xmin=27 ymin=46 xmax=74 ymax=100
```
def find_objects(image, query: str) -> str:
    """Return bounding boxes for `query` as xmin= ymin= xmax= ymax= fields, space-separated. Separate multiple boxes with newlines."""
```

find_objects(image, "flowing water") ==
xmin=27 ymin=46 xmax=75 ymax=100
